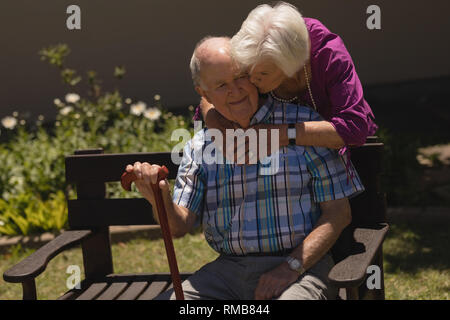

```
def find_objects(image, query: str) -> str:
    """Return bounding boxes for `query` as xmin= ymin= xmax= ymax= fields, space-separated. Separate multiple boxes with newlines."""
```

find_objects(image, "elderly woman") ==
xmin=198 ymin=1 xmax=377 ymax=153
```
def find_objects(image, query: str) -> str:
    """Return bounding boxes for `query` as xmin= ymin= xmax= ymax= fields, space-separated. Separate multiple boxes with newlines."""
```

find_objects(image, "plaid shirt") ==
xmin=173 ymin=95 xmax=364 ymax=255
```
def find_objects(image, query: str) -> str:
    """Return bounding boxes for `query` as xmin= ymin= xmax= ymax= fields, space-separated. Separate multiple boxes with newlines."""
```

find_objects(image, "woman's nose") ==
xmin=249 ymin=74 xmax=260 ymax=85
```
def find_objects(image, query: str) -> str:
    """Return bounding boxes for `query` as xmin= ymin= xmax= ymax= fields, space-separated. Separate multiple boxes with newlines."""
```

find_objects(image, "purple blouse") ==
xmin=302 ymin=18 xmax=378 ymax=146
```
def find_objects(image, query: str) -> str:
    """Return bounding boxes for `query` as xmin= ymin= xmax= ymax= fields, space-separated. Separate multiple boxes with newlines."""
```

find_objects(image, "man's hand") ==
xmin=254 ymin=262 xmax=300 ymax=300
xmin=125 ymin=162 xmax=197 ymax=238
xmin=125 ymin=162 xmax=171 ymax=208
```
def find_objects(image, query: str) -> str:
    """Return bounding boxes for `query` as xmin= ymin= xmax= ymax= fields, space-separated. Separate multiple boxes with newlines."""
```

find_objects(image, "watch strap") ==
xmin=288 ymin=123 xmax=296 ymax=145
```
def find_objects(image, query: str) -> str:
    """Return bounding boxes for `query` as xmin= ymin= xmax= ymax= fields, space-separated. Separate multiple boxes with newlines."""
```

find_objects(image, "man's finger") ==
xmin=141 ymin=163 xmax=152 ymax=185
xmin=133 ymin=162 xmax=142 ymax=179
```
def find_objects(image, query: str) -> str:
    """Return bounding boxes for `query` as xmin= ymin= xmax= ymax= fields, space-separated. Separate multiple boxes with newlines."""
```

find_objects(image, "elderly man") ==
xmin=126 ymin=37 xmax=364 ymax=300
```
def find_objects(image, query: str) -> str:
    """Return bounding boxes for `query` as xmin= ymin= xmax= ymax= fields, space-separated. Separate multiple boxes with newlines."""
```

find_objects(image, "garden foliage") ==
xmin=0 ymin=44 xmax=194 ymax=236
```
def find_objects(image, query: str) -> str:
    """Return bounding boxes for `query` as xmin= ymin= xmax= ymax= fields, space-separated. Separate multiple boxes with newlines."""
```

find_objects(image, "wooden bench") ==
xmin=3 ymin=137 xmax=388 ymax=300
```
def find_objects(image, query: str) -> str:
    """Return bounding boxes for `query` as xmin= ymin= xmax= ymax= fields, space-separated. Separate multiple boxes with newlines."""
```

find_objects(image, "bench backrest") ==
xmin=65 ymin=138 xmax=386 ymax=230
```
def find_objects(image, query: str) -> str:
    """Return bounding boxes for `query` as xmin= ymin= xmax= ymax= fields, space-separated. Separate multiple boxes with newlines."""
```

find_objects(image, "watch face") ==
xmin=288 ymin=128 xmax=296 ymax=139
xmin=291 ymin=259 xmax=301 ymax=270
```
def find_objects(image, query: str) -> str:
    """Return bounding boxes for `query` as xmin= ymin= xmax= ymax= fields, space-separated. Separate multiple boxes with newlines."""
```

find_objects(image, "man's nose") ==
xmin=228 ymin=81 xmax=241 ymax=96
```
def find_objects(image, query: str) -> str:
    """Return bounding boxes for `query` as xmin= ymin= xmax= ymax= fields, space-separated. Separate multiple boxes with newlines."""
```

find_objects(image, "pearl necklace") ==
xmin=269 ymin=90 xmax=298 ymax=103
xmin=268 ymin=65 xmax=318 ymax=110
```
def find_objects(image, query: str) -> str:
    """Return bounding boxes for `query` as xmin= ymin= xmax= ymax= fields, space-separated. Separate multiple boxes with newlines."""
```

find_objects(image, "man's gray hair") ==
xmin=189 ymin=36 xmax=231 ymax=89
xmin=190 ymin=36 xmax=213 ymax=89
xmin=230 ymin=2 xmax=310 ymax=77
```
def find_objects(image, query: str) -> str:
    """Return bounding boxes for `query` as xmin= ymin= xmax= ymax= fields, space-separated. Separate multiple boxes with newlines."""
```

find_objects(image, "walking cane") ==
xmin=121 ymin=166 xmax=184 ymax=300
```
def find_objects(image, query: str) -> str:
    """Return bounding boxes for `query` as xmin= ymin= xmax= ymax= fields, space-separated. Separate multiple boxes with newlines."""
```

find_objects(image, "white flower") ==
xmin=130 ymin=101 xmax=147 ymax=116
xmin=154 ymin=94 xmax=161 ymax=101
xmin=60 ymin=106 xmax=74 ymax=116
xmin=125 ymin=98 xmax=132 ymax=104
xmin=54 ymin=98 xmax=63 ymax=107
xmin=38 ymin=115 xmax=45 ymax=121
xmin=20 ymin=120 xmax=26 ymax=125
xmin=12 ymin=111 xmax=19 ymax=117
xmin=1 ymin=116 xmax=17 ymax=129
xmin=144 ymin=107 xmax=162 ymax=121
xmin=9 ymin=176 xmax=24 ymax=186
xmin=65 ymin=93 xmax=80 ymax=104
xmin=0 ymin=220 xmax=4 ymax=226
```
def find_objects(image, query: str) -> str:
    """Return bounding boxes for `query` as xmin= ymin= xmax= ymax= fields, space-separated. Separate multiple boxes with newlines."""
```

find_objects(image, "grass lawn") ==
xmin=383 ymin=213 xmax=449 ymax=299
xmin=0 ymin=213 xmax=448 ymax=300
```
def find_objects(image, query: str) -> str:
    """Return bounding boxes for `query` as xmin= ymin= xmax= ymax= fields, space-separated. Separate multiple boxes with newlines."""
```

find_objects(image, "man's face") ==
xmin=196 ymin=51 xmax=259 ymax=128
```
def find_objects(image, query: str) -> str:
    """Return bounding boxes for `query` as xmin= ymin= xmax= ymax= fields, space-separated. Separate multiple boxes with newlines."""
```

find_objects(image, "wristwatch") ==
xmin=286 ymin=256 xmax=305 ymax=275
xmin=287 ymin=123 xmax=296 ymax=145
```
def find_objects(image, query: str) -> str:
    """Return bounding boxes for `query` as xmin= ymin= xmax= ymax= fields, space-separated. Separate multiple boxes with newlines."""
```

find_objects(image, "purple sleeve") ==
xmin=315 ymin=32 xmax=373 ymax=146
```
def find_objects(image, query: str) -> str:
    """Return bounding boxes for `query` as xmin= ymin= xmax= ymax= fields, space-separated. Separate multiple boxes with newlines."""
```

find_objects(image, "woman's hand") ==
xmin=201 ymin=98 xmax=238 ymax=132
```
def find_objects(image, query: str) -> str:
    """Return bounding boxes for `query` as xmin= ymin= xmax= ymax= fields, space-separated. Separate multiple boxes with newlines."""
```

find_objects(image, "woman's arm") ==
xmin=282 ymin=121 xmax=345 ymax=149
xmin=315 ymin=29 xmax=375 ymax=147
xmin=200 ymin=99 xmax=345 ymax=164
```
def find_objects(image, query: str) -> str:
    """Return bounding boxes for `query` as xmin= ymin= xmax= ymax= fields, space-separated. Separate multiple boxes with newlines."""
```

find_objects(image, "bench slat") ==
xmin=96 ymin=282 xmax=129 ymax=300
xmin=76 ymin=282 xmax=108 ymax=300
xmin=116 ymin=281 xmax=149 ymax=300
xmin=68 ymin=198 xmax=158 ymax=228
xmin=65 ymin=152 xmax=181 ymax=183
xmin=137 ymin=280 xmax=170 ymax=300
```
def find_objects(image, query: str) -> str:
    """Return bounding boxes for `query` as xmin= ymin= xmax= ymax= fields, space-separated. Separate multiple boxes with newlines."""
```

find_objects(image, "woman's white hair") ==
xmin=230 ymin=2 xmax=310 ymax=77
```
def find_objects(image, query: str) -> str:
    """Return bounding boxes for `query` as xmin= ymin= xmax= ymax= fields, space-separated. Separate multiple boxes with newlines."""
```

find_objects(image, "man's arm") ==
xmin=254 ymin=197 xmax=351 ymax=300
xmin=289 ymin=197 xmax=351 ymax=270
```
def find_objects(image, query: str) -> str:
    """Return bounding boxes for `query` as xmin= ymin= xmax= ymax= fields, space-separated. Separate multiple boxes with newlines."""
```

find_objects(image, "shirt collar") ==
xmin=249 ymin=94 xmax=275 ymax=126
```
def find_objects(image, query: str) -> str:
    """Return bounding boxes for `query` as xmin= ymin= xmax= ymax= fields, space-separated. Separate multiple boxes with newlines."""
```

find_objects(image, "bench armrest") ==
xmin=3 ymin=230 xmax=92 ymax=283
xmin=328 ymin=223 xmax=389 ymax=288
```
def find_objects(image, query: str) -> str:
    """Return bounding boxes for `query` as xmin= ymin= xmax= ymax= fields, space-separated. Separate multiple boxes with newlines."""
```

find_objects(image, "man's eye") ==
xmin=260 ymin=72 xmax=268 ymax=76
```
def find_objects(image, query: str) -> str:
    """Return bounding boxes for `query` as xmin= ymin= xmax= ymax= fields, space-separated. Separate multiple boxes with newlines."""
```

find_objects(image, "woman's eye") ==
xmin=260 ymin=72 xmax=268 ymax=76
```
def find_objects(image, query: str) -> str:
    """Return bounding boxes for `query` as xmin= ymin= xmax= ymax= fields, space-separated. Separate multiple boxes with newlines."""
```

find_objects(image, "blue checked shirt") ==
xmin=173 ymin=95 xmax=364 ymax=255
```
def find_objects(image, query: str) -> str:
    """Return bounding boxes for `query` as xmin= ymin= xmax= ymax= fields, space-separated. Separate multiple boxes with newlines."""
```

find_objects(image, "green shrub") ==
xmin=0 ymin=191 xmax=67 ymax=236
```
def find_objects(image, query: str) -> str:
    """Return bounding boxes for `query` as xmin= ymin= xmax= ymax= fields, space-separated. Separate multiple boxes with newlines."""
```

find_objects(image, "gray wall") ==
xmin=1 ymin=0 xmax=449 ymax=120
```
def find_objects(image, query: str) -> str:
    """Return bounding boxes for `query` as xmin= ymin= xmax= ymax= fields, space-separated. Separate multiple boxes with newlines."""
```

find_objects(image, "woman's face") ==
xmin=249 ymin=60 xmax=287 ymax=93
